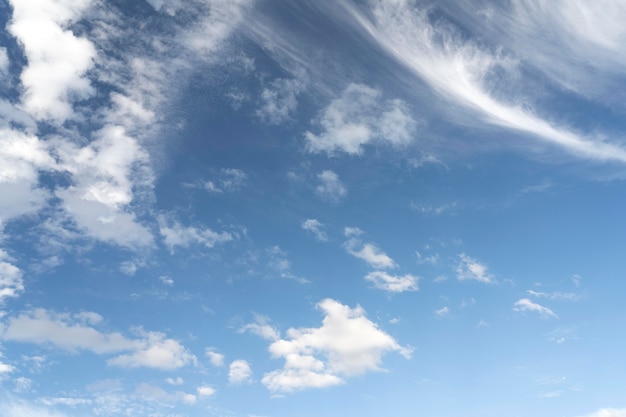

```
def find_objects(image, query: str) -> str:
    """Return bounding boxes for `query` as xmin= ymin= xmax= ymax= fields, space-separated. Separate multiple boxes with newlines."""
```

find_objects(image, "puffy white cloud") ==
xmin=364 ymin=271 xmax=418 ymax=293
xmin=305 ymin=83 xmax=416 ymax=155
xmin=346 ymin=0 xmax=626 ymax=162
xmin=51 ymin=125 xmax=155 ymax=249
xmin=0 ymin=309 xmax=196 ymax=370
xmin=456 ymin=253 xmax=494 ymax=284
xmin=262 ymin=299 xmax=411 ymax=392
xmin=196 ymin=386 xmax=216 ymax=397
xmin=165 ymin=377 xmax=183 ymax=386
xmin=205 ymin=348 xmax=224 ymax=366
xmin=107 ymin=330 xmax=196 ymax=370
xmin=315 ymin=170 xmax=347 ymax=203
xmin=513 ymin=298 xmax=558 ymax=319
xmin=240 ymin=315 xmax=280 ymax=341
xmin=0 ymin=360 xmax=14 ymax=375
xmin=158 ymin=216 xmax=233 ymax=254
xmin=0 ymin=309 xmax=136 ymax=353
xmin=228 ymin=359 xmax=252 ymax=384
xmin=301 ymin=219 xmax=328 ymax=241
xmin=0 ymin=251 xmax=24 ymax=303
xmin=8 ymin=0 xmax=95 ymax=122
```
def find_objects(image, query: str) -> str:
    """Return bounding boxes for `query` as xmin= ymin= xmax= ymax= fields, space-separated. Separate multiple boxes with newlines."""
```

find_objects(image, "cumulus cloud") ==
xmin=513 ymin=298 xmax=558 ymax=319
xmin=158 ymin=216 xmax=233 ymax=254
xmin=240 ymin=315 xmax=280 ymax=341
xmin=261 ymin=299 xmax=411 ymax=392
xmin=364 ymin=271 xmax=418 ymax=293
xmin=228 ymin=359 xmax=252 ymax=384
xmin=301 ymin=219 xmax=328 ymax=241
xmin=456 ymin=253 xmax=494 ymax=284
xmin=107 ymin=330 xmax=196 ymax=370
xmin=0 ymin=309 xmax=196 ymax=370
xmin=196 ymin=386 xmax=216 ymax=397
xmin=205 ymin=348 xmax=225 ymax=367
xmin=344 ymin=0 xmax=626 ymax=162
xmin=315 ymin=170 xmax=347 ymax=203
xmin=305 ymin=83 xmax=416 ymax=155
xmin=8 ymin=0 xmax=96 ymax=122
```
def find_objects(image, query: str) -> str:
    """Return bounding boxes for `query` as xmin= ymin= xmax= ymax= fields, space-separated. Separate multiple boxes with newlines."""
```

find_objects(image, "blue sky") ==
xmin=1 ymin=0 xmax=626 ymax=416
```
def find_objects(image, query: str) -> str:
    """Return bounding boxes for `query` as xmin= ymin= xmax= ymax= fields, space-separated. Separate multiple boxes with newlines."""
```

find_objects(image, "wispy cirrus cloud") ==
xmin=343 ymin=0 xmax=626 ymax=162
xmin=513 ymin=298 xmax=558 ymax=319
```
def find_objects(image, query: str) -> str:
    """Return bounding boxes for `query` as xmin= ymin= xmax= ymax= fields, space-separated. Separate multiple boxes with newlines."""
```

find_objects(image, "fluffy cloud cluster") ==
xmin=261 ymin=299 xmax=411 ymax=392
xmin=0 ymin=309 xmax=196 ymax=370
xmin=456 ymin=253 xmax=495 ymax=284
xmin=305 ymin=83 xmax=416 ymax=155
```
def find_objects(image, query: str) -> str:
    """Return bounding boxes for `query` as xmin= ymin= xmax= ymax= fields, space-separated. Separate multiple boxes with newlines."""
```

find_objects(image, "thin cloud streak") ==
xmin=342 ymin=0 xmax=626 ymax=163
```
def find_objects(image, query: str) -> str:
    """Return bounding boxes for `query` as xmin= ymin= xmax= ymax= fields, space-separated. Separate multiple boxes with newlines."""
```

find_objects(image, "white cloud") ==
xmin=107 ymin=330 xmax=196 ymax=370
xmin=261 ymin=299 xmax=411 ymax=392
xmin=456 ymin=253 xmax=494 ymax=284
xmin=229 ymin=359 xmax=252 ymax=384
xmin=0 ymin=47 xmax=8 ymax=76
xmin=240 ymin=315 xmax=280 ymax=341
xmin=205 ymin=348 xmax=224 ymax=367
xmin=145 ymin=0 xmax=184 ymax=16
xmin=265 ymin=246 xmax=309 ymax=283
xmin=0 ymin=396 xmax=71 ymax=417
xmin=301 ymin=219 xmax=328 ymax=241
xmin=52 ymin=125 xmax=155 ymax=249
xmin=165 ymin=377 xmax=183 ymax=386
xmin=39 ymin=397 xmax=93 ymax=407
xmin=197 ymin=168 xmax=248 ymax=193
xmin=435 ymin=307 xmax=449 ymax=317
xmin=196 ymin=386 xmax=216 ymax=397
xmin=345 ymin=0 xmax=626 ymax=162
xmin=577 ymin=409 xmax=626 ymax=417
xmin=158 ymin=216 xmax=233 ymax=254
xmin=8 ymin=0 xmax=96 ymax=122
xmin=315 ymin=170 xmax=347 ymax=202
xmin=344 ymin=234 xmax=396 ymax=269
xmin=257 ymin=77 xmax=305 ymax=124
xmin=513 ymin=298 xmax=558 ymax=319
xmin=0 ymin=360 xmax=14 ymax=374
xmin=364 ymin=271 xmax=418 ymax=293
xmin=0 ymin=250 xmax=24 ymax=303
xmin=526 ymin=290 xmax=582 ymax=301
xmin=305 ymin=83 xmax=416 ymax=155
xmin=0 ymin=309 xmax=196 ymax=370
